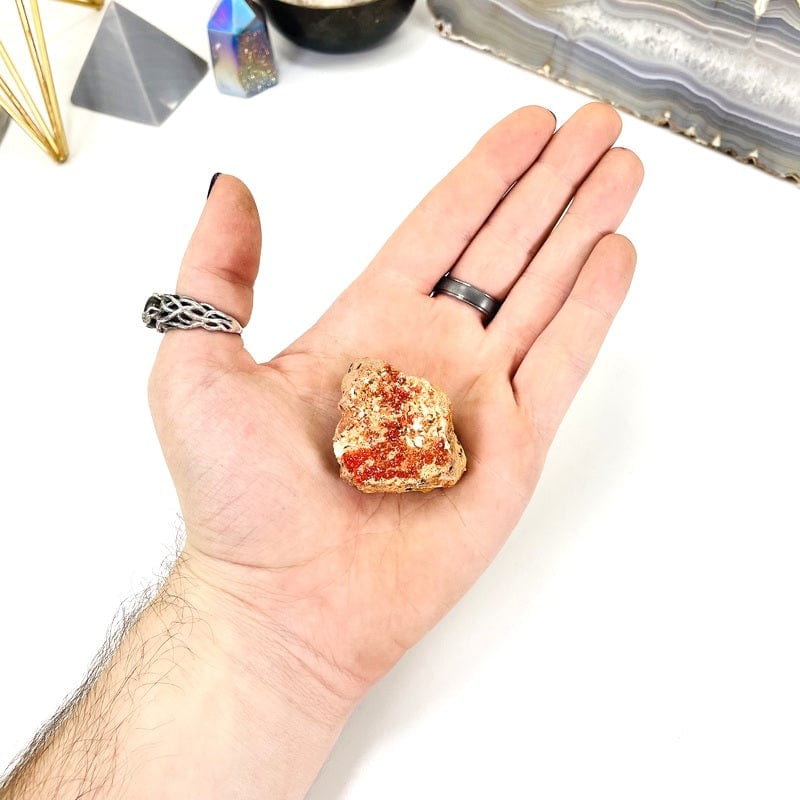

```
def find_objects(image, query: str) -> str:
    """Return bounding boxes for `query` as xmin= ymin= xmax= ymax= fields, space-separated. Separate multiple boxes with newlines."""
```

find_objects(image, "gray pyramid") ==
xmin=0 ymin=109 xmax=10 ymax=145
xmin=71 ymin=2 xmax=208 ymax=126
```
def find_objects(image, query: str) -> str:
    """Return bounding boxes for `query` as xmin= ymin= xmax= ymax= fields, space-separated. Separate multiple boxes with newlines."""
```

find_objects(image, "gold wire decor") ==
xmin=0 ymin=0 xmax=104 ymax=162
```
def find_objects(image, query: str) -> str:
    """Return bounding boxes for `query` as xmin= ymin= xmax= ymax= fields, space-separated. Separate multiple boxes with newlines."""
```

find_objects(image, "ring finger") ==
xmin=432 ymin=103 xmax=622 ymax=318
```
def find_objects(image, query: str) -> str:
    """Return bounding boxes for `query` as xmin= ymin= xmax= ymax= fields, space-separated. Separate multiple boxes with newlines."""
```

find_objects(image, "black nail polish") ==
xmin=207 ymin=172 xmax=221 ymax=198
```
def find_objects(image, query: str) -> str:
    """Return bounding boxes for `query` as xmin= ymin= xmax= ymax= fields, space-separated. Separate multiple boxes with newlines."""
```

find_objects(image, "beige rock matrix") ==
xmin=333 ymin=359 xmax=466 ymax=493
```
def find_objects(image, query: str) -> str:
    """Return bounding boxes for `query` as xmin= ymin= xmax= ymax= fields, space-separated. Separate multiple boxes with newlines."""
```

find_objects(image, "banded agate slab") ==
xmin=427 ymin=0 xmax=800 ymax=181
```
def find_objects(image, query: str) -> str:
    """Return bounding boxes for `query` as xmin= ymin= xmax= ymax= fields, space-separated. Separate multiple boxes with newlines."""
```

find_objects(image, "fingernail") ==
xmin=207 ymin=172 xmax=221 ymax=198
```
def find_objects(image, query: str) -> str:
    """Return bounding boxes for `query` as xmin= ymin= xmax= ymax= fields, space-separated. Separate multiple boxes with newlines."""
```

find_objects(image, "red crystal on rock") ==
xmin=333 ymin=359 xmax=466 ymax=493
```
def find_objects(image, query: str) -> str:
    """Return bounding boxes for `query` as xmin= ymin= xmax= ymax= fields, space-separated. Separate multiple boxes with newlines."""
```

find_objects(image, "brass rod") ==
xmin=0 ymin=85 xmax=56 ymax=158
xmin=1 ymin=0 xmax=74 ymax=162
xmin=55 ymin=0 xmax=104 ymax=7
xmin=0 ymin=74 xmax=50 ymax=148
xmin=27 ymin=0 xmax=68 ymax=158
xmin=0 ymin=39 xmax=57 ymax=151
xmin=13 ymin=1 xmax=47 ymax=101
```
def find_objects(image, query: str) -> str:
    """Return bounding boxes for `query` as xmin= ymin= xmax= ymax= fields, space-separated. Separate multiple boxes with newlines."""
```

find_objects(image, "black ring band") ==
xmin=431 ymin=275 xmax=502 ymax=322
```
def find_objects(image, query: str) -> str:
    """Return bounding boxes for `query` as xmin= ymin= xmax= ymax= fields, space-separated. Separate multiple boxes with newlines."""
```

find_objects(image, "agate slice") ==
xmin=427 ymin=0 xmax=800 ymax=181
xmin=334 ymin=359 xmax=466 ymax=493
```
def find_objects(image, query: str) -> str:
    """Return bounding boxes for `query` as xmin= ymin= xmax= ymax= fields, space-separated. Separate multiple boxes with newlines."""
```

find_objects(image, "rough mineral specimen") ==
xmin=428 ymin=0 xmax=800 ymax=182
xmin=334 ymin=359 xmax=466 ymax=493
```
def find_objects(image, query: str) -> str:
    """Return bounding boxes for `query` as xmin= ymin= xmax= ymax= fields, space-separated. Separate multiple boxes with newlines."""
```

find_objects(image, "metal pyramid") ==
xmin=71 ymin=2 xmax=208 ymax=126
xmin=0 ymin=110 xmax=9 ymax=145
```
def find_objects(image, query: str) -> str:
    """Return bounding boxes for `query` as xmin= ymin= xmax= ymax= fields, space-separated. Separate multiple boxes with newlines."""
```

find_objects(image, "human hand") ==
xmin=148 ymin=104 xmax=642 ymax=720
xmin=0 ymin=104 xmax=642 ymax=800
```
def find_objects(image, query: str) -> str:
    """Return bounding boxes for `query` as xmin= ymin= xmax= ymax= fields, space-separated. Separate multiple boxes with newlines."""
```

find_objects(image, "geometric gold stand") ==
xmin=0 ymin=0 xmax=104 ymax=163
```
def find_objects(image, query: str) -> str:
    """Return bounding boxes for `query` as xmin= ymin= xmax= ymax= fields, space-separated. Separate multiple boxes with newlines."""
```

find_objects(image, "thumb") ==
xmin=156 ymin=173 xmax=262 ymax=368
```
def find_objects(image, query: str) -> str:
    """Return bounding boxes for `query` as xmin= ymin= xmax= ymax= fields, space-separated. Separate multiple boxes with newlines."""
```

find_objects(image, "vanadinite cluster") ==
xmin=333 ymin=359 xmax=466 ymax=493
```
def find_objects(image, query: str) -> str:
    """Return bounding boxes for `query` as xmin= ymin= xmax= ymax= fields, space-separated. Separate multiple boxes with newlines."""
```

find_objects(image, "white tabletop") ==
xmin=1 ymin=1 xmax=798 ymax=797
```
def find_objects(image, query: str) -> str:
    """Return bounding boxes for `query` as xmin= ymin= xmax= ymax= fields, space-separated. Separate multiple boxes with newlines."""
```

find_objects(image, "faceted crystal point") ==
xmin=208 ymin=0 xmax=279 ymax=98
xmin=71 ymin=2 xmax=208 ymax=126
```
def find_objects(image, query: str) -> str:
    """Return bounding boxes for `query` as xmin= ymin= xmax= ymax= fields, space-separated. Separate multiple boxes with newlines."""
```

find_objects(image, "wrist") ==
xmin=149 ymin=556 xmax=355 ymax=798
xmin=177 ymin=547 xmax=364 ymax=720
xmin=4 ymin=555 xmax=352 ymax=800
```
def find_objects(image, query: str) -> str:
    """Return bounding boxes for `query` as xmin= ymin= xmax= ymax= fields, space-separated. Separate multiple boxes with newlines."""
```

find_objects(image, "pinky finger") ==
xmin=513 ymin=233 xmax=636 ymax=444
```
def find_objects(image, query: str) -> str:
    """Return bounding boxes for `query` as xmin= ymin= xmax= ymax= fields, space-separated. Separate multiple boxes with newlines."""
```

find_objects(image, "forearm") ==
xmin=1 ymin=558 xmax=351 ymax=800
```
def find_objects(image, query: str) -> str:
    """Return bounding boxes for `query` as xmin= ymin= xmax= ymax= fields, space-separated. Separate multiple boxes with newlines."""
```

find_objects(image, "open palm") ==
xmin=148 ymin=104 xmax=643 ymax=703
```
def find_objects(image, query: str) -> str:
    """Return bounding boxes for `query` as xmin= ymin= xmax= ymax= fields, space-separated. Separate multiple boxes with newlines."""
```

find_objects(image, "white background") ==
xmin=1 ymin=1 xmax=798 ymax=797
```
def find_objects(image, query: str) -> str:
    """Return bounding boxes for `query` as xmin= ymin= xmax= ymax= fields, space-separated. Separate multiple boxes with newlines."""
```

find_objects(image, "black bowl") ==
xmin=262 ymin=0 xmax=416 ymax=53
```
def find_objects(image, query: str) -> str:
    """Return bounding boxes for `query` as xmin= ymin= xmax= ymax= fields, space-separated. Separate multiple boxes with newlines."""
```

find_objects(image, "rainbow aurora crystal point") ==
xmin=208 ymin=0 xmax=278 ymax=97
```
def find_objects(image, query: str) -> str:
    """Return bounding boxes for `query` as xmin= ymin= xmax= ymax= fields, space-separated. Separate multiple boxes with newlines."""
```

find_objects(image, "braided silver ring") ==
xmin=431 ymin=275 xmax=502 ymax=322
xmin=143 ymin=293 xmax=244 ymax=334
